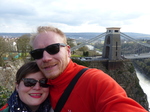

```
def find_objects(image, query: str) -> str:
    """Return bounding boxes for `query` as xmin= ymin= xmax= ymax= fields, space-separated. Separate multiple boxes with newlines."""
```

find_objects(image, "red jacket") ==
xmin=48 ymin=60 xmax=148 ymax=112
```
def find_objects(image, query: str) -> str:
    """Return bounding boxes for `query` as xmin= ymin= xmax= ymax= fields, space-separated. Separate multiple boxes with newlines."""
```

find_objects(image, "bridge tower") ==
xmin=102 ymin=27 xmax=121 ymax=60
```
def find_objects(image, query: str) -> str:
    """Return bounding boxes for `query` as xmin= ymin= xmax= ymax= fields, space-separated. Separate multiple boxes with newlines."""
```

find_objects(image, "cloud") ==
xmin=0 ymin=0 xmax=36 ymax=16
xmin=0 ymin=0 xmax=150 ymax=34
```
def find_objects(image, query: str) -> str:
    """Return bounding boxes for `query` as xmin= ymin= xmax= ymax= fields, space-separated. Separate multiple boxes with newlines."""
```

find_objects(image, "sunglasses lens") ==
xmin=46 ymin=44 xmax=59 ymax=55
xmin=30 ymin=43 xmax=66 ymax=59
xmin=23 ymin=78 xmax=37 ymax=87
xmin=30 ymin=49 xmax=44 ymax=59
xmin=22 ymin=78 xmax=49 ymax=88
xmin=39 ymin=79 xmax=49 ymax=88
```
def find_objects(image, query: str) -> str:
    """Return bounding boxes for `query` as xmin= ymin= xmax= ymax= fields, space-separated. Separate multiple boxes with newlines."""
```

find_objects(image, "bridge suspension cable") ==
xmin=70 ymin=32 xmax=150 ymax=59
xmin=71 ymin=32 xmax=106 ymax=51
xmin=121 ymin=32 xmax=150 ymax=47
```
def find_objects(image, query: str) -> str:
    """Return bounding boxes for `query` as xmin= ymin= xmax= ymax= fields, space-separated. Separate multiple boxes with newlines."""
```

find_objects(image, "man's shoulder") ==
xmin=85 ymin=68 xmax=106 ymax=76
xmin=82 ymin=68 xmax=114 ymax=82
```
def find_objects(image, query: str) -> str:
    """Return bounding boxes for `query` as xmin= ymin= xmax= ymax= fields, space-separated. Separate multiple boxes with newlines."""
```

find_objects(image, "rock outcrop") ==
xmin=88 ymin=60 xmax=149 ymax=111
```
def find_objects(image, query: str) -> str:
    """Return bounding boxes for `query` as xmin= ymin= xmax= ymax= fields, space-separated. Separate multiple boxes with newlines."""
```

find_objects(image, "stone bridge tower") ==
xmin=102 ymin=27 xmax=121 ymax=60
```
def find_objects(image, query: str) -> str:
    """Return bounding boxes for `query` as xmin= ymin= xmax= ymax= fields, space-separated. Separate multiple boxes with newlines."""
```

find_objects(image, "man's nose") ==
xmin=42 ymin=51 xmax=53 ymax=62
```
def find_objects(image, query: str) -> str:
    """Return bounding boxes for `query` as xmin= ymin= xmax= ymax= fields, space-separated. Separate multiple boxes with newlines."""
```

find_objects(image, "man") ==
xmin=30 ymin=26 xmax=148 ymax=112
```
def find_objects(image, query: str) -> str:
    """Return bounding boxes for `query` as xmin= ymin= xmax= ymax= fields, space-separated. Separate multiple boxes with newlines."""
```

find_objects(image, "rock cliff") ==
xmin=88 ymin=60 xmax=149 ymax=111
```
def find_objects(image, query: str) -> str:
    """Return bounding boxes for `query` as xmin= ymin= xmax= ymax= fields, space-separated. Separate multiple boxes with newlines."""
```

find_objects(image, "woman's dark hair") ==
xmin=16 ymin=61 xmax=40 ymax=84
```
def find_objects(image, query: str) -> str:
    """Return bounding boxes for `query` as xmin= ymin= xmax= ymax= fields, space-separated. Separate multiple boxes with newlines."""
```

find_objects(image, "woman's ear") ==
xmin=15 ymin=82 xmax=19 ymax=92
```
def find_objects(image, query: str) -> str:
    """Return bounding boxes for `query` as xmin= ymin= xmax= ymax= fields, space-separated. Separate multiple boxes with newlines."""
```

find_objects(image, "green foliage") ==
xmin=71 ymin=55 xmax=82 ymax=57
xmin=133 ymin=59 xmax=150 ymax=77
xmin=128 ymin=66 xmax=135 ymax=73
xmin=83 ymin=51 xmax=89 ymax=56
xmin=67 ymin=38 xmax=76 ymax=48
xmin=16 ymin=34 xmax=32 ymax=57
xmin=0 ymin=86 xmax=12 ymax=108
xmin=72 ymin=58 xmax=90 ymax=67
xmin=0 ymin=37 xmax=10 ymax=66
xmin=78 ymin=46 xmax=89 ymax=51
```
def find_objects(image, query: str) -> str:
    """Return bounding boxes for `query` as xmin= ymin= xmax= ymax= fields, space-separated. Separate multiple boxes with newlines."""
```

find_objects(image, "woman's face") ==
xmin=16 ymin=71 xmax=49 ymax=110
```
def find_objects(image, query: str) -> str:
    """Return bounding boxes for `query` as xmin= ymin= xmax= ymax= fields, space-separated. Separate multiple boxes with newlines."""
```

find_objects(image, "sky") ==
xmin=1 ymin=0 xmax=150 ymax=34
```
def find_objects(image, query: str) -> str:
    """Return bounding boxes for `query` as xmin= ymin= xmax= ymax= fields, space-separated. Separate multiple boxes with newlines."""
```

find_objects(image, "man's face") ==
xmin=32 ymin=31 xmax=71 ymax=79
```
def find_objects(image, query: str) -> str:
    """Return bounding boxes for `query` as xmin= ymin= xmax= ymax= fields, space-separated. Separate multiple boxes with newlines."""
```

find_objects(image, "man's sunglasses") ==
xmin=30 ymin=43 xmax=67 ymax=59
xmin=22 ymin=78 xmax=49 ymax=88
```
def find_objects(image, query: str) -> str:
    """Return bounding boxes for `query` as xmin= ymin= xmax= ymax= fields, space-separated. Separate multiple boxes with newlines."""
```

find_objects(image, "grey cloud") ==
xmin=0 ymin=1 xmax=37 ymax=17
xmin=0 ymin=0 xmax=146 ymax=33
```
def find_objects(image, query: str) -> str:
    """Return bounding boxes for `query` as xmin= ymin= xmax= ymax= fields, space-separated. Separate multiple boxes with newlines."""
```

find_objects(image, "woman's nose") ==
xmin=32 ymin=82 xmax=41 ymax=90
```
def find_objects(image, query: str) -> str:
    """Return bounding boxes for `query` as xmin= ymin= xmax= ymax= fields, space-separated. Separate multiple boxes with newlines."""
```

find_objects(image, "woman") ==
xmin=0 ymin=61 xmax=51 ymax=112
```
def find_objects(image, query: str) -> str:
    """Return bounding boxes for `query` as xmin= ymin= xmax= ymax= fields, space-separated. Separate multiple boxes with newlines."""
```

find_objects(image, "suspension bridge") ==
xmin=71 ymin=27 xmax=150 ymax=60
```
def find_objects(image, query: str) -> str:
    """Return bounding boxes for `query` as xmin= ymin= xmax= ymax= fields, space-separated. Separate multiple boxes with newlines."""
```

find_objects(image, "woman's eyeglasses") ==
xmin=22 ymin=78 xmax=49 ymax=88
xmin=30 ymin=43 xmax=67 ymax=59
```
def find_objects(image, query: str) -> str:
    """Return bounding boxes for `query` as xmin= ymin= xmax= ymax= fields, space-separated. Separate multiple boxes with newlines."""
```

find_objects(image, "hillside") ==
xmin=0 ymin=32 xmax=150 ymax=39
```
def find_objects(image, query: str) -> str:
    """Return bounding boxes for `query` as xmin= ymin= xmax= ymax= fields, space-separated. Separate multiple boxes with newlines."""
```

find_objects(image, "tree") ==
xmin=0 ymin=86 xmax=12 ymax=108
xmin=67 ymin=38 xmax=77 ymax=48
xmin=83 ymin=51 xmax=89 ymax=56
xmin=78 ymin=46 xmax=89 ymax=51
xmin=0 ymin=37 xmax=11 ymax=66
xmin=16 ymin=34 xmax=32 ymax=58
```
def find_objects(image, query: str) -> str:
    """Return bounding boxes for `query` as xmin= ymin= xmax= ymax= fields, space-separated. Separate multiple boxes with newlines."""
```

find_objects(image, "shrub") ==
xmin=0 ymin=86 xmax=12 ymax=108
xmin=72 ymin=58 xmax=90 ymax=67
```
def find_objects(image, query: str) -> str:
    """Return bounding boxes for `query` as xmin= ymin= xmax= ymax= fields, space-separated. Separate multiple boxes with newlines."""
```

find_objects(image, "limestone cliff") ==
xmin=88 ymin=60 xmax=149 ymax=111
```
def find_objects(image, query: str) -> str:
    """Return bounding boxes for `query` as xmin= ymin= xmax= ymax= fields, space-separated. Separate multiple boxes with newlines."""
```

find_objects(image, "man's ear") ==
xmin=67 ymin=45 xmax=71 ymax=57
